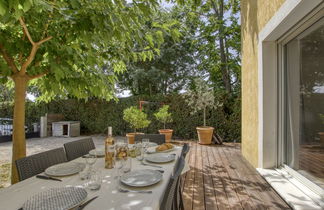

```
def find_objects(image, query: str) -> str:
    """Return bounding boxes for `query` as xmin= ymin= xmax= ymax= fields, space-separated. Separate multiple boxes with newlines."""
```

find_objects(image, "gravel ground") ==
xmin=0 ymin=135 xmax=126 ymax=188
xmin=0 ymin=135 xmax=126 ymax=164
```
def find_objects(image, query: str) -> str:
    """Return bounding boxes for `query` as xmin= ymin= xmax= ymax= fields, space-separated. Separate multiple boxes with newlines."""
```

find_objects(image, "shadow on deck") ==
xmin=180 ymin=141 xmax=291 ymax=210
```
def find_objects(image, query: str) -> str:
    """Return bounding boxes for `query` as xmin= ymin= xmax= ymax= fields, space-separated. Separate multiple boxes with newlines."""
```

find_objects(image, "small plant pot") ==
xmin=126 ymin=132 xmax=144 ymax=144
xmin=196 ymin=126 xmax=214 ymax=145
xmin=319 ymin=132 xmax=324 ymax=147
xmin=159 ymin=129 xmax=173 ymax=143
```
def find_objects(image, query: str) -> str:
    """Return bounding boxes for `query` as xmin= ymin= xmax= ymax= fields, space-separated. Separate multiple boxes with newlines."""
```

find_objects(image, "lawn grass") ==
xmin=0 ymin=163 xmax=11 ymax=188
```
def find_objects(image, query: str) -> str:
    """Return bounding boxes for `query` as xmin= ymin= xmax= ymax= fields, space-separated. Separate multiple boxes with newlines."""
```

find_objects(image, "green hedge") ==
xmin=0 ymin=94 xmax=241 ymax=141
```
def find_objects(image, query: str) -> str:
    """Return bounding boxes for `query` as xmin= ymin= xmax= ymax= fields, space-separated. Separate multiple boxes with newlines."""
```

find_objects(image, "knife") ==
xmin=77 ymin=196 xmax=99 ymax=210
xmin=36 ymin=175 xmax=62 ymax=182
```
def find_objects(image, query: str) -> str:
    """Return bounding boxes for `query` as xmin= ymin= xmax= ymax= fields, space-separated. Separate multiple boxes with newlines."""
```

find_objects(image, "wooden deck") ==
xmin=180 ymin=142 xmax=291 ymax=210
xmin=299 ymin=144 xmax=324 ymax=188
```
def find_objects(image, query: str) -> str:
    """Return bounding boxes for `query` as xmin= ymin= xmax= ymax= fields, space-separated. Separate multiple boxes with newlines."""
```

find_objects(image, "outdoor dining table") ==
xmin=0 ymin=145 xmax=188 ymax=210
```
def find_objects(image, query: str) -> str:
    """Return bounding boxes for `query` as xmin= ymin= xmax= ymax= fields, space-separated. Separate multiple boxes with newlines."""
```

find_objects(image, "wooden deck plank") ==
xmin=206 ymin=145 xmax=230 ymax=210
xmin=223 ymin=145 xmax=290 ymax=209
xmin=192 ymin=142 xmax=205 ymax=210
xmin=202 ymin=145 xmax=218 ymax=210
xmin=212 ymin=145 xmax=244 ymax=210
xmin=219 ymin=145 xmax=255 ymax=210
xmin=178 ymin=141 xmax=291 ymax=210
xmin=182 ymin=142 xmax=197 ymax=210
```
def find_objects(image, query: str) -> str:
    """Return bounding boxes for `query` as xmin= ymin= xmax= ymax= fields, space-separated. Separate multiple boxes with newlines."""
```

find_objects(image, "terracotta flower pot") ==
xmin=319 ymin=132 xmax=324 ymax=147
xmin=159 ymin=129 xmax=173 ymax=143
xmin=196 ymin=126 xmax=214 ymax=145
xmin=126 ymin=132 xmax=144 ymax=144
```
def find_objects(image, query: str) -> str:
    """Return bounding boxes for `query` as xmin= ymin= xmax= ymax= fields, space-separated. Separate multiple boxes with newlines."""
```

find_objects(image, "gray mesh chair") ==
xmin=180 ymin=143 xmax=190 ymax=158
xmin=16 ymin=147 xmax=67 ymax=181
xmin=160 ymin=156 xmax=185 ymax=210
xmin=134 ymin=134 xmax=165 ymax=145
xmin=178 ymin=143 xmax=190 ymax=210
xmin=63 ymin=138 xmax=95 ymax=161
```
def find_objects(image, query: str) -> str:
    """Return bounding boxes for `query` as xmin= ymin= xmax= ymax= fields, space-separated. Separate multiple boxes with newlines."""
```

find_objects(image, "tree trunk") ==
xmin=211 ymin=0 xmax=232 ymax=93
xmin=11 ymin=75 xmax=28 ymax=184
xmin=218 ymin=6 xmax=231 ymax=93
xmin=203 ymin=108 xmax=206 ymax=126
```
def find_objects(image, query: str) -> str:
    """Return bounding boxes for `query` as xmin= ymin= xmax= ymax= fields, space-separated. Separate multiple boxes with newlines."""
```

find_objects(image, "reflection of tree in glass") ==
xmin=300 ymin=25 xmax=324 ymax=95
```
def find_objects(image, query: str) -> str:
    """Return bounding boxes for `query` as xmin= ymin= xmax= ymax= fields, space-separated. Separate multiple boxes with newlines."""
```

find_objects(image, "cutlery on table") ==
xmin=156 ymin=170 xmax=164 ymax=173
xmin=77 ymin=196 xmax=99 ymax=210
xmin=118 ymin=187 xmax=152 ymax=194
xmin=140 ymin=162 xmax=162 ymax=168
xmin=36 ymin=175 xmax=62 ymax=182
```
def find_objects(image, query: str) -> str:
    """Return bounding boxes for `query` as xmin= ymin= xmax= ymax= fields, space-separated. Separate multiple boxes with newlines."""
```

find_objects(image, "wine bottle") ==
xmin=105 ymin=126 xmax=115 ymax=169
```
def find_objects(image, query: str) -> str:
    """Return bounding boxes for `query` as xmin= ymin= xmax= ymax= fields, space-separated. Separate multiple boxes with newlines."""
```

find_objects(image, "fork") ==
xmin=118 ymin=187 xmax=152 ymax=194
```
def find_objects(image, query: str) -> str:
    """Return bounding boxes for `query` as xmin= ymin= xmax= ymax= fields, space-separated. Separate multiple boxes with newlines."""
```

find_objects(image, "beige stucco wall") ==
xmin=241 ymin=0 xmax=286 ymax=167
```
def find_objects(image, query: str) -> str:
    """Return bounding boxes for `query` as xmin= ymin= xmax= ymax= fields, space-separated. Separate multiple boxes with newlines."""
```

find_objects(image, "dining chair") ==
xmin=134 ymin=134 xmax=165 ymax=145
xmin=160 ymin=156 xmax=185 ymax=210
xmin=15 ymin=147 xmax=67 ymax=181
xmin=180 ymin=143 xmax=190 ymax=158
xmin=63 ymin=137 xmax=95 ymax=161
xmin=172 ymin=144 xmax=189 ymax=210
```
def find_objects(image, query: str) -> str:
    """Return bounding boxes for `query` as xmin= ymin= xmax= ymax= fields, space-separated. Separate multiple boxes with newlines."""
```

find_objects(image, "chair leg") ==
xmin=179 ymin=187 xmax=185 ymax=210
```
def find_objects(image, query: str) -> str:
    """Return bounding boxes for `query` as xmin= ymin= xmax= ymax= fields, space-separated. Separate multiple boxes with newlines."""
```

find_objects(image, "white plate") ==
xmin=145 ymin=153 xmax=176 ymax=163
xmin=22 ymin=187 xmax=87 ymax=210
xmin=45 ymin=162 xmax=85 ymax=177
xmin=120 ymin=169 xmax=162 ymax=187
xmin=89 ymin=149 xmax=105 ymax=157
xmin=147 ymin=146 xmax=176 ymax=154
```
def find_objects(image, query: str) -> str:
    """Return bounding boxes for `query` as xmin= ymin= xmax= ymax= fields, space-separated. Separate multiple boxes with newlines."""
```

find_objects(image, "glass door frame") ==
xmin=277 ymin=8 xmax=324 ymax=198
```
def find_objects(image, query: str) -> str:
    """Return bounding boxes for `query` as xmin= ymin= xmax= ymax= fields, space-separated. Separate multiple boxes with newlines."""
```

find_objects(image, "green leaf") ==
xmin=23 ymin=0 xmax=32 ymax=12
xmin=0 ymin=0 xmax=7 ymax=15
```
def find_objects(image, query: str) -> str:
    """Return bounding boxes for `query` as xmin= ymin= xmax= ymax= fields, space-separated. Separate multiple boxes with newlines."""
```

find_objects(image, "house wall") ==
xmin=241 ymin=0 xmax=286 ymax=167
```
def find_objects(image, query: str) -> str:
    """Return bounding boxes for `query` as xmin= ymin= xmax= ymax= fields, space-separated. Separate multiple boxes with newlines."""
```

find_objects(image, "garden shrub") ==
xmin=0 ymin=94 xmax=241 ymax=141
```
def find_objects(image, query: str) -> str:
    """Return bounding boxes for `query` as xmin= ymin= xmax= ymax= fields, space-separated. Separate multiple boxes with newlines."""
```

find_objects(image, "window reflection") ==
xmin=285 ymin=20 xmax=324 ymax=189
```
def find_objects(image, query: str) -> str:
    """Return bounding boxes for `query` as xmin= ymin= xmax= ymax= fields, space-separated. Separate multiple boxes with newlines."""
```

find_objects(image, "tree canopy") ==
xmin=0 ymin=0 xmax=182 ymax=183
xmin=0 ymin=0 xmax=242 ymax=184
xmin=0 ymin=0 xmax=182 ymax=101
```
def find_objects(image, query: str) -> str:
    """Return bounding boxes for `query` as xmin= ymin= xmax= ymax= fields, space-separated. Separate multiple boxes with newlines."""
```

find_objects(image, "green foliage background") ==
xmin=0 ymin=94 xmax=240 ymax=141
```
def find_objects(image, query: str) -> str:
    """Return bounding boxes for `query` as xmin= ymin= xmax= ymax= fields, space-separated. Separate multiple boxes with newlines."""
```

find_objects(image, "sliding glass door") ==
xmin=283 ymin=18 xmax=324 ymax=190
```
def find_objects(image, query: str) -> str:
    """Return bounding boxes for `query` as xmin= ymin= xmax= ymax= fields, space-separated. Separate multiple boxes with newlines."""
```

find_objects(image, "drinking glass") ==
xmin=115 ymin=156 xmax=125 ymax=180
xmin=86 ymin=151 xmax=97 ymax=170
xmin=123 ymin=158 xmax=131 ymax=173
xmin=142 ymin=138 xmax=150 ymax=156
xmin=88 ymin=171 xmax=102 ymax=191
xmin=128 ymin=144 xmax=136 ymax=158
xmin=136 ymin=143 xmax=144 ymax=161
xmin=142 ymin=138 xmax=150 ymax=148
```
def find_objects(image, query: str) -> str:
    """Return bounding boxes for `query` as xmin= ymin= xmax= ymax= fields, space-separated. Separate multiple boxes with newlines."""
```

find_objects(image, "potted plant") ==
xmin=154 ymin=105 xmax=173 ymax=143
xmin=184 ymin=78 xmax=218 ymax=145
xmin=319 ymin=114 xmax=324 ymax=147
xmin=123 ymin=106 xmax=151 ymax=144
